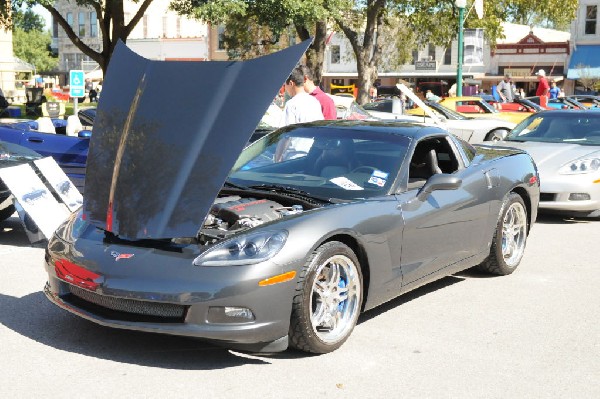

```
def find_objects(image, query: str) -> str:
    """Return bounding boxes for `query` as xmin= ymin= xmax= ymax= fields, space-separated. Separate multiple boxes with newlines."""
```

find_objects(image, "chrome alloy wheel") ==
xmin=501 ymin=201 xmax=527 ymax=267
xmin=310 ymin=254 xmax=361 ymax=344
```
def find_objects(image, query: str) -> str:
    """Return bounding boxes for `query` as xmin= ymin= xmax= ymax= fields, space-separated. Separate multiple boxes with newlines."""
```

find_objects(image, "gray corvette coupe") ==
xmin=43 ymin=41 xmax=540 ymax=354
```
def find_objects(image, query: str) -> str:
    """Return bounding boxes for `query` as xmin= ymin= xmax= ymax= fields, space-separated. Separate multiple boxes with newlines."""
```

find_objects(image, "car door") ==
xmin=395 ymin=136 xmax=492 ymax=287
xmin=19 ymin=130 xmax=89 ymax=191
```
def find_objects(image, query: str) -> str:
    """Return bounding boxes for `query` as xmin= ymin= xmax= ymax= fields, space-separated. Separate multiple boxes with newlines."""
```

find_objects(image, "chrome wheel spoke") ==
xmin=501 ymin=202 xmax=527 ymax=266
xmin=314 ymin=280 xmax=327 ymax=296
xmin=327 ymin=261 xmax=341 ymax=288
xmin=311 ymin=302 xmax=327 ymax=328
xmin=310 ymin=254 xmax=361 ymax=343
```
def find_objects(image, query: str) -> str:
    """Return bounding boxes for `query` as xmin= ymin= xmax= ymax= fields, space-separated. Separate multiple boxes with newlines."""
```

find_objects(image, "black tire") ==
xmin=289 ymin=241 xmax=363 ymax=354
xmin=0 ymin=204 xmax=15 ymax=222
xmin=485 ymin=129 xmax=508 ymax=142
xmin=478 ymin=193 xmax=528 ymax=275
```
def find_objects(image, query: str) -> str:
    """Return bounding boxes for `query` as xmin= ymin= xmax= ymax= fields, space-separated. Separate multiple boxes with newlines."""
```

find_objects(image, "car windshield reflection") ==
xmin=507 ymin=113 xmax=600 ymax=145
xmin=229 ymin=124 xmax=411 ymax=201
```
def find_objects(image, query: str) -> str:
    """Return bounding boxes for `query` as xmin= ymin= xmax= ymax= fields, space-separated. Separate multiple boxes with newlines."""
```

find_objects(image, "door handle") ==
xmin=27 ymin=138 xmax=43 ymax=143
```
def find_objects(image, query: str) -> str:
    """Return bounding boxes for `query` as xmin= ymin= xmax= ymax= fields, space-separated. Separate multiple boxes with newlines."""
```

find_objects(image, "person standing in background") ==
xmin=549 ymin=81 xmax=560 ymax=99
xmin=535 ymin=69 xmax=550 ymax=97
xmin=280 ymin=66 xmax=324 ymax=127
xmin=497 ymin=74 xmax=514 ymax=103
xmin=300 ymin=65 xmax=336 ymax=120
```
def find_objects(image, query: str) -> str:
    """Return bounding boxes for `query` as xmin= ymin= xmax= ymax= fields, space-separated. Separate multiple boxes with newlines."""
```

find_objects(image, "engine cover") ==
xmin=211 ymin=197 xmax=283 ymax=224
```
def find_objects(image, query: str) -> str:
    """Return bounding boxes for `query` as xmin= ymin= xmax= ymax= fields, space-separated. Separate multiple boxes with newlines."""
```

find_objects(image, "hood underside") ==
xmin=83 ymin=40 xmax=311 ymax=240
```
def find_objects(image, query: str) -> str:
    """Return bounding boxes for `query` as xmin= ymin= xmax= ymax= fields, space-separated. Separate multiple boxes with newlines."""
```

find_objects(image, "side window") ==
xmin=452 ymin=136 xmax=476 ymax=165
xmin=408 ymin=137 xmax=459 ymax=187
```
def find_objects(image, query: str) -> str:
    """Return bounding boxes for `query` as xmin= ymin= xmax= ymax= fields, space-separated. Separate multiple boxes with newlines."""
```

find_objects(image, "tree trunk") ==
xmin=43 ymin=0 xmax=154 ymax=76
xmin=296 ymin=20 xmax=327 ymax=86
xmin=336 ymin=0 xmax=385 ymax=104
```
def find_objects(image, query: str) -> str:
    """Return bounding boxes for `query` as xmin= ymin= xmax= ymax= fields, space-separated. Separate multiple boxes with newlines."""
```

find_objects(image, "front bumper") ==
xmin=538 ymin=173 xmax=600 ymax=215
xmin=43 ymin=232 xmax=300 ymax=352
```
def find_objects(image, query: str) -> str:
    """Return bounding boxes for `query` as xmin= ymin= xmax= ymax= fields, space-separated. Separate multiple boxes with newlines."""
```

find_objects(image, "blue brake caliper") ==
xmin=338 ymin=276 xmax=347 ymax=312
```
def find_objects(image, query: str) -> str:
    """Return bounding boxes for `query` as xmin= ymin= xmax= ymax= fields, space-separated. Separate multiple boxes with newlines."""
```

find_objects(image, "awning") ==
xmin=85 ymin=68 xmax=103 ymax=81
xmin=567 ymin=45 xmax=600 ymax=79
xmin=322 ymin=71 xmax=477 ymax=78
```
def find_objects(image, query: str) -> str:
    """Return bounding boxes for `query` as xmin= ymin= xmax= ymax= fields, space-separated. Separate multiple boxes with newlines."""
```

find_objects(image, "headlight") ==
xmin=193 ymin=230 xmax=288 ymax=266
xmin=559 ymin=157 xmax=600 ymax=175
xmin=54 ymin=207 xmax=87 ymax=243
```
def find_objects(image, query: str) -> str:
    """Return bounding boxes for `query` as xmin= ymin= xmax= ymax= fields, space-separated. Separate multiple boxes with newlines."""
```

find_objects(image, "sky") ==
xmin=32 ymin=4 xmax=52 ymax=30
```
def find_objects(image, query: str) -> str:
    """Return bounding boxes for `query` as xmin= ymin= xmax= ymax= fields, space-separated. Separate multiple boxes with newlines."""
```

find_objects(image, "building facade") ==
xmin=487 ymin=23 xmax=570 ymax=95
xmin=322 ymin=22 xmax=570 ymax=97
xmin=566 ymin=1 xmax=600 ymax=93
xmin=322 ymin=30 xmax=489 ymax=97
xmin=0 ymin=27 xmax=16 ymax=92
xmin=52 ymin=0 xmax=209 ymax=79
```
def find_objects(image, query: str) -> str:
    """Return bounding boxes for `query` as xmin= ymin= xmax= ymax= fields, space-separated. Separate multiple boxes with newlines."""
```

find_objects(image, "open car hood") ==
xmin=83 ymin=40 xmax=311 ymax=240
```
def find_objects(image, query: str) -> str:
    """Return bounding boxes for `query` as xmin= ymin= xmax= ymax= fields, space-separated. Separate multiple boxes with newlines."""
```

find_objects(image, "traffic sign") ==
xmin=69 ymin=70 xmax=85 ymax=98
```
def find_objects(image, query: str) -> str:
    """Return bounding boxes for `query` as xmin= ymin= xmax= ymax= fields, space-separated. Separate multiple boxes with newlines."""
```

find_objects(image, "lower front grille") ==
xmin=64 ymin=285 xmax=187 ymax=323
xmin=540 ymin=193 xmax=556 ymax=202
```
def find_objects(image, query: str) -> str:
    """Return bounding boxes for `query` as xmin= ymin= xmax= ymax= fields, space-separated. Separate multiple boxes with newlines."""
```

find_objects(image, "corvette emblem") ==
xmin=111 ymin=251 xmax=135 ymax=261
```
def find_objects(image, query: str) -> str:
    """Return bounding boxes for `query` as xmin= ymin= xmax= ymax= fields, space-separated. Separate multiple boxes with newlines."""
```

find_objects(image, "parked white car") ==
xmin=363 ymin=98 xmax=516 ymax=143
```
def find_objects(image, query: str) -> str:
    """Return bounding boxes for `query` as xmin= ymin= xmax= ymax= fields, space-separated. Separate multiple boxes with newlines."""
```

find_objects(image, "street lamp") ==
xmin=455 ymin=0 xmax=467 ymax=97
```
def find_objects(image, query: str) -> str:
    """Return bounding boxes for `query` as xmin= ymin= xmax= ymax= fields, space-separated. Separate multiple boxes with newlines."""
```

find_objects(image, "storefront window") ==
xmin=331 ymin=45 xmax=340 ymax=64
xmin=428 ymin=44 xmax=436 ymax=61
xmin=586 ymin=5 xmax=597 ymax=35
xmin=444 ymin=47 xmax=452 ymax=65
xmin=90 ymin=11 xmax=97 ymax=37
xmin=78 ymin=12 xmax=86 ymax=36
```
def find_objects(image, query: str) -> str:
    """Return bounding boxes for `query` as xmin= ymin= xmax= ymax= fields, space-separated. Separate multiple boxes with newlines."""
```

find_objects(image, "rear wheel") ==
xmin=485 ymin=129 xmax=508 ymax=142
xmin=478 ymin=193 xmax=528 ymax=275
xmin=289 ymin=241 xmax=362 ymax=354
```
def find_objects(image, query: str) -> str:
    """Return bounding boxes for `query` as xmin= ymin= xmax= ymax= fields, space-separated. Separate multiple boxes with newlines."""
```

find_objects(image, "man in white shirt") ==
xmin=275 ymin=67 xmax=324 ymax=161
xmin=280 ymin=66 xmax=324 ymax=127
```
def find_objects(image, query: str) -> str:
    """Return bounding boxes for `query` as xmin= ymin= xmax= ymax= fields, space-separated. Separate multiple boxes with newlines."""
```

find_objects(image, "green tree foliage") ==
xmin=172 ymin=0 xmax=334 ymax=83
xmin=2 ymin=0 xmax=164 ymax=74
xmin=13 ymin=26 xmax=58 ymax=72
xmin=503 ymin=0 xmax=577 ymax=30
xmin=13 ymin=6 xmax=45 ymax=31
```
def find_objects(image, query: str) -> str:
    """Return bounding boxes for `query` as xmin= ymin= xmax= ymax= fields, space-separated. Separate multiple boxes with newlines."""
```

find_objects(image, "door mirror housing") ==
xmin=416 ymin=174 xmax=462 ymax=201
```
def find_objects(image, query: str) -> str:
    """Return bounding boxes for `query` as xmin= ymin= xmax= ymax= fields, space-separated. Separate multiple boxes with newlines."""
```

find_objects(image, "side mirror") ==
xmin=78 ymin=129 xmax=92 ymax=138
xmin=416 ymin=174 xmax=462 ymax=201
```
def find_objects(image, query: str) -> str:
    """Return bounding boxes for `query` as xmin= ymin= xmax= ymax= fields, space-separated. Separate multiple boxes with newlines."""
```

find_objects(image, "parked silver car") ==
xmin=499 ymin=110 xmax=600 ymax=217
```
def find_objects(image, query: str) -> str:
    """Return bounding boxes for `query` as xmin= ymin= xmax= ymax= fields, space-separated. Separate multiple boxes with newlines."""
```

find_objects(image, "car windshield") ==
xmin=426 ymin=101 xmax=467 ymax=120
xmin=229 ymin=125 xmax=411 ymax=201
xmin=506 ymin=113 xmax=600 ymax=145
xmin=455 ymin=99 xmax=498 ymax=114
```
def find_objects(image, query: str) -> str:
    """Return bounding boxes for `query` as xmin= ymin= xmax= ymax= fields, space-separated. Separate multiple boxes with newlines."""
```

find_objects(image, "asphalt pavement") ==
xmin=0 ymin=214 xmax=598 ymax=398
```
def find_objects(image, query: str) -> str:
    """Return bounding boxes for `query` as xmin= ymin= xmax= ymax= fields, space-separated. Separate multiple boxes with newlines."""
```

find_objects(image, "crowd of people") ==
xmin=496 ymin=69 xmax=565 ymax=103
xmin=278 ymin=65 xmax=336 ymax=127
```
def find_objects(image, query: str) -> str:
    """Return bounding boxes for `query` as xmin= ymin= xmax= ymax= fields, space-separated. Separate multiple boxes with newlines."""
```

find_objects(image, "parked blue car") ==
xmin=0 ymin=118 xmax=90 ymax=191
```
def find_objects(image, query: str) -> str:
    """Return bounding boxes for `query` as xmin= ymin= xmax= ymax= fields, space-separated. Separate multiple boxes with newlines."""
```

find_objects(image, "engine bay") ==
xmin=198 ymin=195 xmax=309 ymax=244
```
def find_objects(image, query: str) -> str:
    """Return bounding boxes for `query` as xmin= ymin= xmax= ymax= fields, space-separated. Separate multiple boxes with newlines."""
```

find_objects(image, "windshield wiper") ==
xmin=223 ymin=180 xmax=249 ymax=190
xmin=248 ymin=184 xmax=339 ymax=203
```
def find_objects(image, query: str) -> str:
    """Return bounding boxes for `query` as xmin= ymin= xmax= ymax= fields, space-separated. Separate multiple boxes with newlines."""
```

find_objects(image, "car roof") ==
xmin=285 ymin=119 xmax=447 ymax=140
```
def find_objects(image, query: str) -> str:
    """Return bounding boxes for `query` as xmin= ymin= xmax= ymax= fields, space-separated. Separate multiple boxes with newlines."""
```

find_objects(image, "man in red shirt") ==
xmin=301 ymin=65 xmax=337 ymax=120
xmin=535 ymin=69 xmax=550 ymax=97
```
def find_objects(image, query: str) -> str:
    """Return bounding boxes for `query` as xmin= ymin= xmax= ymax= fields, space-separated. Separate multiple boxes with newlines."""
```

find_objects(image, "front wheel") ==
xmin=478 ymin=193 xmax=528 ymax=275
xmin=289 ymin=241 xmax=363 ymax=354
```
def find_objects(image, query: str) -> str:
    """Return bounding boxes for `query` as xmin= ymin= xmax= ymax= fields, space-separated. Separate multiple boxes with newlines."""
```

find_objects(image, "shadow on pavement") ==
xmin=358 ymin=275 xmax=465 ymax=324
xmin=0 ymin=291 xmax=272 ymax=369
xmin=0 ymin=216 xmax=46 ymax=248
xmin=535 ymin=213 xmax=599 ymax=225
